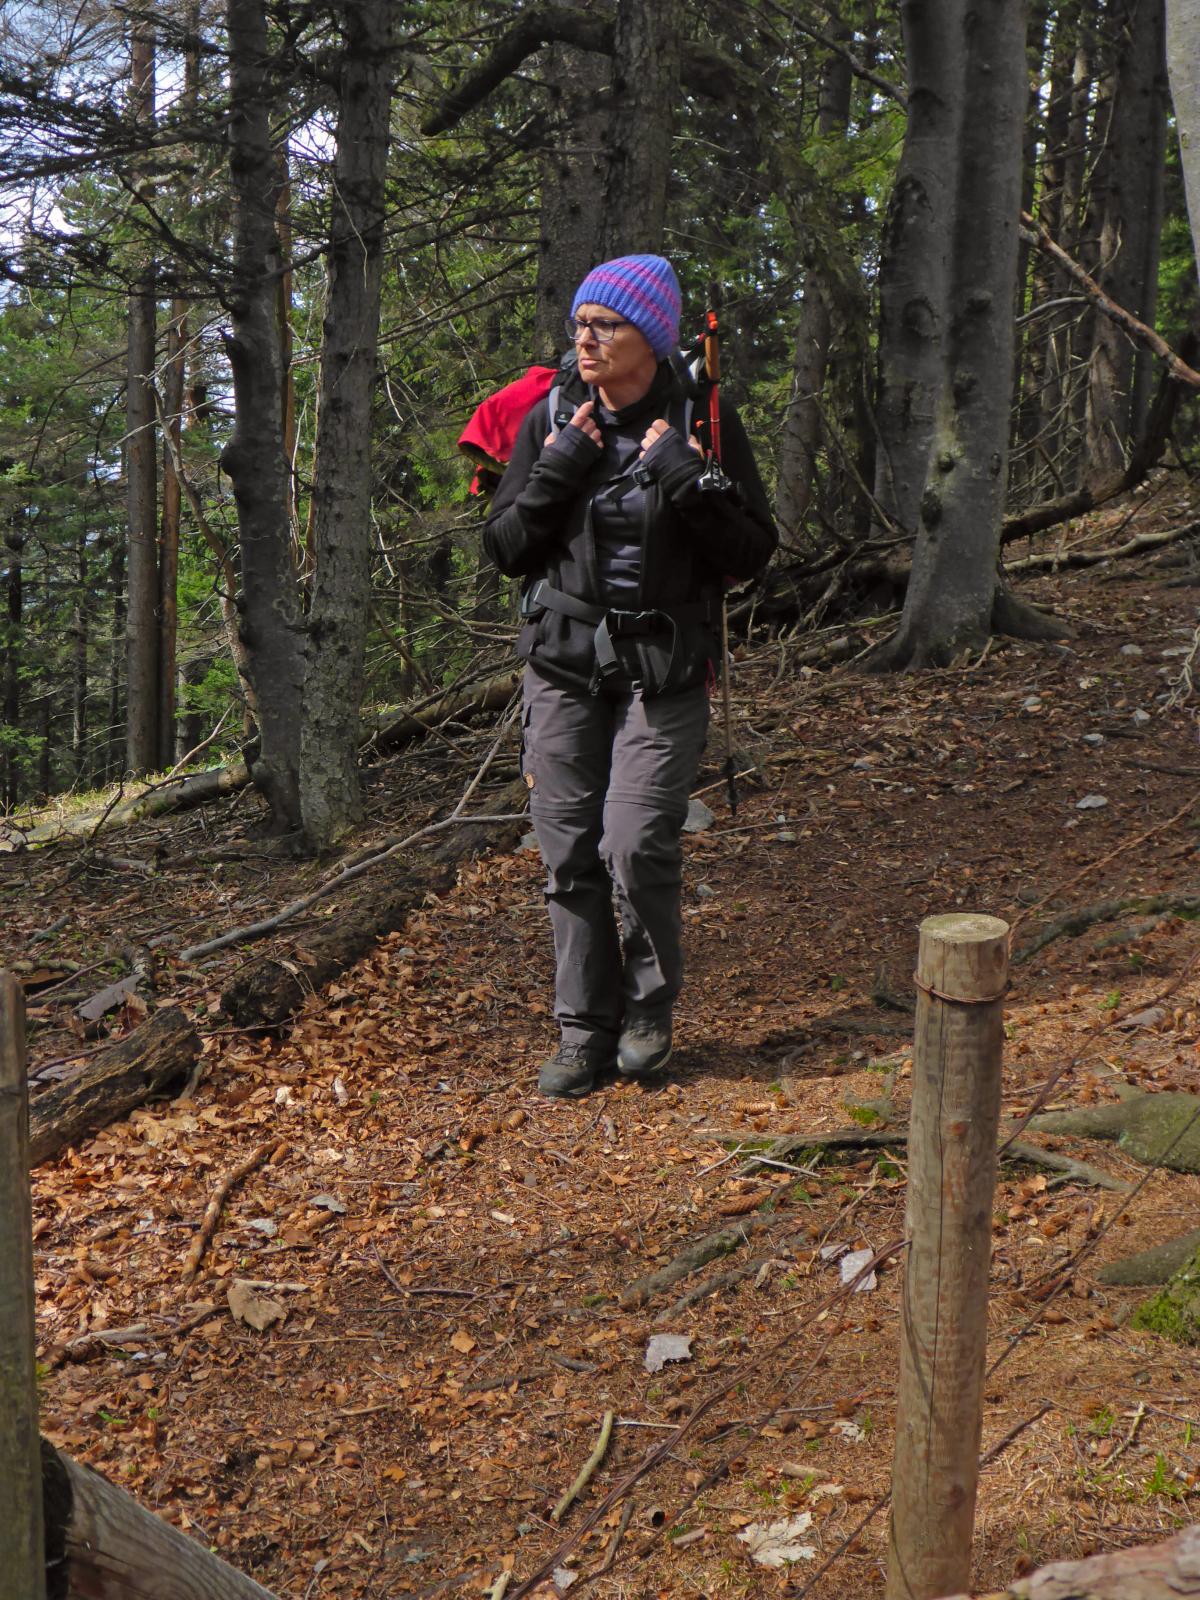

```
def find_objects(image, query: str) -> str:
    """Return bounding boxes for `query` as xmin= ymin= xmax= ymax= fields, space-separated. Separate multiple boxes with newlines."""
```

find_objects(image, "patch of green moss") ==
xmin=1130 ymin=1289 xmax=1200 ymax=1344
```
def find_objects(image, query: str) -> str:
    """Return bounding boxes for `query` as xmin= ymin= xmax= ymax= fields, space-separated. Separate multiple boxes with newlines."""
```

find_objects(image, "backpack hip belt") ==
xmin=522 ymin=580 xmax=716 ymax=692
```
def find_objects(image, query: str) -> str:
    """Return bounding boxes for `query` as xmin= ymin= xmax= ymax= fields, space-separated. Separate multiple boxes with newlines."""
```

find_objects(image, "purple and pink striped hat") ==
xmin=570 ymin=254 xmax=681 ymax=361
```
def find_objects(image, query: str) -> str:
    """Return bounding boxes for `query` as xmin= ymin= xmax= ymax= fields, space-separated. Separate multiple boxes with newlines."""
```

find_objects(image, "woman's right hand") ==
xmin=544 ymin=399 xmax=601 ymax=449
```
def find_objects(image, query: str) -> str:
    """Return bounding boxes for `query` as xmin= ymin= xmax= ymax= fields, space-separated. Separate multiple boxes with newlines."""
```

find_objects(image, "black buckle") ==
xmin=631 ymin=461 xmax=653 ymax=489
xmin=606 ymin=608 xmax=659 ymax=638
xmin=520 ymin=579 xmax=547 ymax=617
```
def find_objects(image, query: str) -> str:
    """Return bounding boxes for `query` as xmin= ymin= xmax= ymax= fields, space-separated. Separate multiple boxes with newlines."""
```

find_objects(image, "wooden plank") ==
xmin=887 ymin=914 xmax=1009 ymax=1600
xmin=0 ymin=971 xmax=46 ymax=1599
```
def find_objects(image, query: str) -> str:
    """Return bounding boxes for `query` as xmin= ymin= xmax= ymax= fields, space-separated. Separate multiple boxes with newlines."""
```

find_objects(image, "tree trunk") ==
xmin=124 ymin=17 xmax=159 ymax=778
xmin=1085 ymin=0 xmax=1168 ymax=474
xmin=2 ymin=520 xmax=24 ymax=807
xmin=298 ymin=0 xmax=394 ymax=852
xmin=220 ymin=0 xmax=305 ymax=831
xmin=775 ymin=30 xmax=853 ymax=541
xmin=599 ymin=0 xmax=681 ymax=256
xmin=873 ymin=0 xmax=1032 ymax=667
xmin=70 ymin=529 xmax=88 ymax=784
xmin=534 ymin=16 xmax=610 ymax=362
xmin=870 ymin=0 xmax=962 ymax=539
xmin=1168 ymin=0 xmax=1200 ymax=266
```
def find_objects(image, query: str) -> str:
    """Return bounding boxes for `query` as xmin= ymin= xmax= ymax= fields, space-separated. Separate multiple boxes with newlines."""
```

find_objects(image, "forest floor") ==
xmin=8 ymin=479 xmax=1200 ymax=1599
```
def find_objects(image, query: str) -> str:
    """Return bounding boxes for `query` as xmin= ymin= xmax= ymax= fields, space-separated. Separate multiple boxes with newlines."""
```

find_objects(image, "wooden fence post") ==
xmin=0 ymin=971 xmax=46 ymax=1600
xmin=887 ymin=913 xmax=1009 ymax=1600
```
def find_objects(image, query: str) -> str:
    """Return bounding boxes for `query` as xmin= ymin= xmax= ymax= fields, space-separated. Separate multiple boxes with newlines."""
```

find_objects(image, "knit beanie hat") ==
xmin=570 ymin=254 xmax=681 ymax=361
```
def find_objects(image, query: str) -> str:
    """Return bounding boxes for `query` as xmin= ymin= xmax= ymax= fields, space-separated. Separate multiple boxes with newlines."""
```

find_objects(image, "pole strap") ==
xmin=912 ymin=972 xmax=1010 ymax=1007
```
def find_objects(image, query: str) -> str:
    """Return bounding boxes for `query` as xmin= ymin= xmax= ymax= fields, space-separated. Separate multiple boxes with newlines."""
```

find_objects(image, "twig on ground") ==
xmin=551 ymin=1410 xmax=615 ymax=1523
xmin=1103 ymin=1400 xmax=1148 ymax=1468
xmin=592 ymin=1500 xmax=633 ymax=1577
xmin=181 ymin=1137 xmax=287 ymax=1285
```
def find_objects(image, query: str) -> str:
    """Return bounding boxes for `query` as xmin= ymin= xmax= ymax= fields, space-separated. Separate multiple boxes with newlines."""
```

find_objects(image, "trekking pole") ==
xmin=702 ymin=297 xmax=738 ymax=815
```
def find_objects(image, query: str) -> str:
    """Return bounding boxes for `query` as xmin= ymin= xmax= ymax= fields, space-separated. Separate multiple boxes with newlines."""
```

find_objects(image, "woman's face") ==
xmin=572 ymin=302 xmax=657 ymax=403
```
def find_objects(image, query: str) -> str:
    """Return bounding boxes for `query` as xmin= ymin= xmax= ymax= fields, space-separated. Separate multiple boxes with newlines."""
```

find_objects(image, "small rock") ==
xmin=851 ymin=757 xmax=873 ymax=770
xmin=1022 ymin=696 xmax=1043 ymax=711
xmin=1081 ymin=733 xmax=1105 ymax=746
xmin=644 ymin=1333 xmax=693 ymax=1373
xmin=1120 ymin=643 xmax=1144 ymax=657
xmin=684 ymin=798 xmax=716 ymax=833
xmin=1118 ymin=1006 xmax=1165 ymax=1030
xmin=1132 ymin=708 xmax=1151 ymax=726
xmin=773 ymin=831 xmax=797 ymax=843
xmin=1076 ymin=794 xmax=1109 ymax=810
xmin=695 ymin=882 xmax=715 ymax=898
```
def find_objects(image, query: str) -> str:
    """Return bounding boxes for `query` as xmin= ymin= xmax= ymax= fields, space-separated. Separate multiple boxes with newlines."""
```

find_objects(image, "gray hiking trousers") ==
xmin=522 ymin=666 xmax=709 ymax=1051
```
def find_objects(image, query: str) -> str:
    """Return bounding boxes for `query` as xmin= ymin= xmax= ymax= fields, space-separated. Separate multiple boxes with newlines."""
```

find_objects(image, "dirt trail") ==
xmin=9 ymin=528 xmax=1200 ymax=1598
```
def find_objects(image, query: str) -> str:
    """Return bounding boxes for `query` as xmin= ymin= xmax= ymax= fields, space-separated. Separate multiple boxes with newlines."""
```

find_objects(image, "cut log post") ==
xmin=42 ymin=1436 xmax=280 ymax=1598
xmin=0 ymin=974 xmax=46 ymax=1600
xmin=29 ymin=1006 xmax=200 ymax=1167
xmin=887 ymin=914 xmax=1009 ymax=1600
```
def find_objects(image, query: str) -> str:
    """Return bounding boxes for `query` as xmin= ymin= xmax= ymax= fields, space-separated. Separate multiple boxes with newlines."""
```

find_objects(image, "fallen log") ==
xmin=13 ymin=760 xmax=253 ymax=849
xmin=220 ymin=863 xmax=454 ymax=1028
xmin=29 ymin=1007 xmax=200 ymax=1167
xmin=42 ymin=1436 xmax=280 ymax=1599
xmin=937 ymin=1519 xmax=1200 ymax=1598
xmin=11 ymin=671 xmax=524 ymax=853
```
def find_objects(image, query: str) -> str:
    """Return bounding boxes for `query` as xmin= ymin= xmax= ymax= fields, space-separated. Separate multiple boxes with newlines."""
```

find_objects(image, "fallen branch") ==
xmin=657 ymin=1254 xmax=776 ymax=1324
xmin=1004 ymin=519 xmax=1200 ymax=576
xmin=1022 ymin=212 xmax=1200 ymax=389
xmin=618 ymin=1217 xmax=774 ymax=1309
xmin=551 ymin=1410 xmax=614 ymax=1523
xmin=181 ymin=1137 xmax=287 ymax=1286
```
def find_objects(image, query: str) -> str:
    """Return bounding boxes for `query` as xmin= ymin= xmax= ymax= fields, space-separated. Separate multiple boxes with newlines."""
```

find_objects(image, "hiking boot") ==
xmin=617 ymin=1015 xmax=672 ymax=1078
xmin=538 ymin=1041 xmax=612 ymax=1099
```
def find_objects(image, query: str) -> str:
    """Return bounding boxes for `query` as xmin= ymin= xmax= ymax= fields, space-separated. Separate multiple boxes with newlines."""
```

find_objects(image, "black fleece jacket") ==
xmin=483 ymin=362 xmax=777 ymax=691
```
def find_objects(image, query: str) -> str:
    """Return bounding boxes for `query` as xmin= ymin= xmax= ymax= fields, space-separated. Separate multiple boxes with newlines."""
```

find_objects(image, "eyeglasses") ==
xmin=564 ymin=315 xmax=631 ymax=344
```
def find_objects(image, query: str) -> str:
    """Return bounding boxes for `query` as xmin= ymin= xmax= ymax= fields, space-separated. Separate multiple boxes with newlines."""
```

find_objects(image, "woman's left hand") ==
xmin=640 ymin=419 xmax=703 ymax=457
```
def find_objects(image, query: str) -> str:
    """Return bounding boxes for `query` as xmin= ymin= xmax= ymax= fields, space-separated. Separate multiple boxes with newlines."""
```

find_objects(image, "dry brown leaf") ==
xmin=227 ymin=1279 xmax=286 ymax=1332
xmin=450 ymin=1329 xmax=477 ymax=1355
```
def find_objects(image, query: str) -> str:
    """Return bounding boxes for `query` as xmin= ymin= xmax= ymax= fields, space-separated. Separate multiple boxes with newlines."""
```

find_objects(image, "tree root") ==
xmin=1096 ymin=1229 xmax=1200 ymax=1287
xmin=695 ymin=1126 xmax=1123 ymax=1190
xmin=617 ymin=1217 xmax=774 ymax=1309
xmin=1016 ymin=891 xmax=1200 ymax=961
xmin=1028 ymin=1092 xmax=1200 ymax=1173
xmin=656 ymin=1254 xmax=777 ymax=1324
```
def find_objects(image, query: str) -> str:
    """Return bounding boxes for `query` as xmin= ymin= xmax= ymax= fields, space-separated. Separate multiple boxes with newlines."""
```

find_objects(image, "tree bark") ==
xmin=29 ymin=1007 xmax=200 ymax=1168
xmin=124 ymin=17 xmax=159 ymax=778
xmin=298 ymin=0 xmax=395 ymax=852
xmin=775 ymin=28 xmax=853 ymax=540
xmin=870 ymin=0 xmax=962 ymax=540
xmin=2 ymin=518 xmax=24 ymax=807
xmin=1085 ymin=0 xmax=1168 ymax=473
xmin=1167 ymin=0 xmax=1200 ymax=278
xmin=533 ymin=13 xmax=610 ymax=362
xmin=220 ymin=0 xmax=305 ymax=832
xmin=873 ymin=0 xmax=1031 ymax=667
xmin=599 ymin=0 xmax=681 ymax=256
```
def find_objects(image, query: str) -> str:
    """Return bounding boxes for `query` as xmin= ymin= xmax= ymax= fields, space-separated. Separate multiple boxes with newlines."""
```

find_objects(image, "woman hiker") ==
xmin=484 ymin=254 xmax=776 ymax=1098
